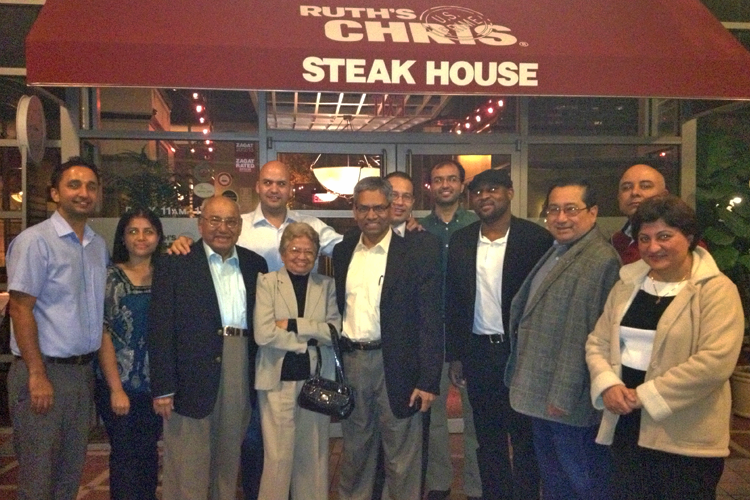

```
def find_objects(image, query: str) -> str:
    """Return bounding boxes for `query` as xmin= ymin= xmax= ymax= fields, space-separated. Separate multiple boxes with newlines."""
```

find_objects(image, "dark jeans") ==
xmin=241 ymin=397 xmax=264 ymax=500
xmin=465 ymin=336 xmax=539 ymax=500
xmin=94 ymin=379 xmax=162 ymax=500
xmin=531 ymin=418 xmax=611 ymax=500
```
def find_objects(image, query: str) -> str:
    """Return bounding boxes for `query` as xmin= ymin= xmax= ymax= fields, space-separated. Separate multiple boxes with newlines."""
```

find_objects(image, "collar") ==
xmin=356 ymin=227 xmax=393 ymax=253
xmin=203 ymin=241 xmax=239 ymax=263
xmin=478 ymin=225 xmax=510 ymax=245
xmin=51 ymin=210 xmax=95 ymax=245
xmin=249 ymin=204 xmax=293 ymax=228
xmin=428 ymin=206 xmax=470 ymax=225
xmin=392 ymin=221 xmax=407 ymax=237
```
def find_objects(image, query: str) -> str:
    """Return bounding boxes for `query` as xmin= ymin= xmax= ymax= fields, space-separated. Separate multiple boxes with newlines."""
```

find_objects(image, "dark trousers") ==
xmin=241 ymin=397 xmax=264 ymax=500
xmin=611 ymin=384 xmax=723 ymax=500
xmin=531 ymin=419 xmax=611 ymax=500
xmin=94 ymin=379 xmax=162 ymax=500
xmin=464 ymin=335 xmax=539 ymax=500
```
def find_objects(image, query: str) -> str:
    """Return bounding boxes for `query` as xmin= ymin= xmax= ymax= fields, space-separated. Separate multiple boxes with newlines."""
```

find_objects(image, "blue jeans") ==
xmin=94 ymin=379 xmax=162 ymax=500
xmin=531 ymin=418 xmax=611 ymax=500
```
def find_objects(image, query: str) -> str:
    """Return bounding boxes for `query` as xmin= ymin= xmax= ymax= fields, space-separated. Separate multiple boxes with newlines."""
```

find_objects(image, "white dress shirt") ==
xmin=204 ymin=242 xmax=248 ymax=328
xmin=342 ymin=230 xmax=392 ymax=341
xmin=238 ymin=205 xmax=343 ymax=272
xmin=472 ymin=228 xmax=509 ymax=336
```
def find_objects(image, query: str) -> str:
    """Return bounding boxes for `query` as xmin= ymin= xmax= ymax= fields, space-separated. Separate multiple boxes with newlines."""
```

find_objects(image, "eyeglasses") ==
xmin=472 ymin=186 xmax=503 ymax=196
xmin=543 ymin=205 xmax=590 ymax=218
xmin=288 ymin=246 xmax=317 ymax=258
xmin=392 ymin=193 xmax=414 ymax=202
xmin=355 ymin=204 xmax=390 ymax=215
xmin=201 ymin=216 xmax=240 ymax=229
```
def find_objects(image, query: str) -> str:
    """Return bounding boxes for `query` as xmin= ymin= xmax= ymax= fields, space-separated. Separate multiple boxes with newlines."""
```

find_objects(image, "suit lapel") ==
xmin=305 ymin=273 xmax=324 ymax=316
xmin=275 ymin=267 xmax=299 ymax=317
xmin=381 ymin=230 xmax=405 ymax=305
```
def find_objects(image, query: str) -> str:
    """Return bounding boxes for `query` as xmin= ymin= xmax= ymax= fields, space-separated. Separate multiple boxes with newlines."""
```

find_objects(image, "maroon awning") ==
xmin=25 ymin=0 xmax=750 ymax=99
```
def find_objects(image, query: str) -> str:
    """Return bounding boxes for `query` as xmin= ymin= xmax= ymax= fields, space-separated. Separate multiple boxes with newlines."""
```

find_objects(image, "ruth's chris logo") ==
xmin=300 ymin=5 xmax=519 ymax=46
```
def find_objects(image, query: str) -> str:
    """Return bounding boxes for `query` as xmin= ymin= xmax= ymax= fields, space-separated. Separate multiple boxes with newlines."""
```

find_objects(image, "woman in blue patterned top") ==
xmin=94 ymin=208 xmax=164 ymax=500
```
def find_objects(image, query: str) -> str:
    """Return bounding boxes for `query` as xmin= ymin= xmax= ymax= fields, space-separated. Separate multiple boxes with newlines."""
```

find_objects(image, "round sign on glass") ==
xmin=16 ymin=95 xmax=47 ymax=165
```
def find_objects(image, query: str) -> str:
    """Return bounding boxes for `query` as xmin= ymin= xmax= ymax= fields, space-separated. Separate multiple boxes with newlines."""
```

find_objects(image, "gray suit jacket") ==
xmin=506 ymin=226 xmax=620 ymax=427
xmin=254 ymin=267 xmax=342 ymax=391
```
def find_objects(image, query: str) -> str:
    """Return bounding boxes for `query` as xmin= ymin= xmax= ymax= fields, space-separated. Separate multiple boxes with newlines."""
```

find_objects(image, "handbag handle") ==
xmin=328 ymin=323 xmax=346 ymax=383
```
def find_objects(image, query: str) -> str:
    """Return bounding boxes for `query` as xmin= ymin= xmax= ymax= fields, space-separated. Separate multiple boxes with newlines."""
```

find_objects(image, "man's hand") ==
xmin=546 ymin=404 xmax=569 ymax=418
xmin=167 ymin=236 xmax=194 ymax=255
xmin=153 ymin=396 xmax=174 ymax=419
xmin=448 ymin=360 xmax=466 ymax=388
xmin=28 ymin=372 xmax=54 ymax=414
xmin=405 ymin=217 xmax=424 ymax=233
xmin=409 ymin=389 xmax=437 ymax=412
xmin=110 ymin=388 xmax=131 ymax=416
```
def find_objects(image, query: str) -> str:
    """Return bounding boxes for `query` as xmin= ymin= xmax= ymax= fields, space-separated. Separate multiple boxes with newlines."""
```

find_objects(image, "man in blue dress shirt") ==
xmin=7 ymin=157 xmax=108 ymax=500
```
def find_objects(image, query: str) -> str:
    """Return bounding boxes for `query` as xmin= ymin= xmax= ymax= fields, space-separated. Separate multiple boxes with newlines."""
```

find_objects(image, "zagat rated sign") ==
xmin=299 ymin=5 xmax=538 ymax=88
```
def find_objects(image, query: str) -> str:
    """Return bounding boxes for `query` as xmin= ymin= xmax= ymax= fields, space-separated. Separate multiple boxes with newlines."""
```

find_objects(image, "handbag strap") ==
xmin=328 ymin=323 xmax=346 ymax=383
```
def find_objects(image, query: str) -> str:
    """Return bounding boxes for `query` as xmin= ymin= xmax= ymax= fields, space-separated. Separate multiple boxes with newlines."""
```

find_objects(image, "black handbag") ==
xmin=297 ymin=323 xmax=355 ymax=419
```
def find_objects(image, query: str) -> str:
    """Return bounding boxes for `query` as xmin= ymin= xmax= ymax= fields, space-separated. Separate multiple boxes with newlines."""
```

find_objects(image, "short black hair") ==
xmin=431 ymin=159 xmax=466 ymax=183
xmin=544 ymin=178 xmax=597 ymax=209
xmin=51 ymin=156 xmax=101 ymax=189
xmin=631 ymin=194 xmax=700 ymax=252
xmin=384 ymin=171 xmax=414 ymax=194
xmin=112 ymin=208 xmax=165 ymax=264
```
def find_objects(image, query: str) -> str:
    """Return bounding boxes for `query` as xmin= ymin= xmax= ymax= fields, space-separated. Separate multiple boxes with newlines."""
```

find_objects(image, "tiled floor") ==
xmin=0 ymin=413 xmax=748 ymax=499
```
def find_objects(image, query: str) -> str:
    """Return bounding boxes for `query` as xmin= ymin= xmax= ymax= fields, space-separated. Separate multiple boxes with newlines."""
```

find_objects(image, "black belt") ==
xmin=217 ymin=326 xmax=250 ymax=337
xmin=472 ymin=333 xmax=506 ymax=344
xmin=339 ymin=336 xmax=382 ymax=352
xmin=15 ymin=352 xmax=97 ymax=365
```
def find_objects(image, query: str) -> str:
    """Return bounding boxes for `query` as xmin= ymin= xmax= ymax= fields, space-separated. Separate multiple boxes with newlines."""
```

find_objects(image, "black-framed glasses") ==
xmin=543 ymin=205 xmax=590 ymax=218
xmin=355 ymin=204 xmax=390 ymax=215
xmin=201 ymin=216 xmax=240 ymax=229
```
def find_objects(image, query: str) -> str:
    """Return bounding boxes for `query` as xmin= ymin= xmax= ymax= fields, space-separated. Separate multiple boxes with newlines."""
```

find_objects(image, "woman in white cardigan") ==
xmin=586 ymin=195 xmax=744 ymax=500
xmin=254 ymin=222 xmax=341 ymax=500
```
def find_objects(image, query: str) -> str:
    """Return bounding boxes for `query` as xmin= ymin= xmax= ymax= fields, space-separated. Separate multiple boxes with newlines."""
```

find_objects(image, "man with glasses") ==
xmin=333 ymin=177 xmax=443 ymax=500
xmin=446 ymin=169 xmax=552 ymax=500
xmin=149 ymin=196 xmax=268 ymax=500
xmin=420 ymin=160 xmax=482 ymax=500
xmin=505 ymin=179 xmax=620 ymax=500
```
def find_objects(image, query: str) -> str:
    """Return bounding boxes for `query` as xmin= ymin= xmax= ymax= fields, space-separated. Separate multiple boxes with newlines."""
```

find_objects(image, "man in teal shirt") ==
xmin=420 ymin=160 xmax=481 ymax=500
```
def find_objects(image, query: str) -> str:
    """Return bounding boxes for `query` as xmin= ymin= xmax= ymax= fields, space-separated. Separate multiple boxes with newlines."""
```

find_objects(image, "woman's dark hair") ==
xmin=631 ymin=194 xmax=700 ymax=251
xmin=112 ymin=208 xmax=165 ymax=264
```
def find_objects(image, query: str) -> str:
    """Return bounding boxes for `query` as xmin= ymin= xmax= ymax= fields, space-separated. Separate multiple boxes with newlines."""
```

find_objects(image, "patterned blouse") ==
xmin=96 ymin=265 xmax=153 ymax=394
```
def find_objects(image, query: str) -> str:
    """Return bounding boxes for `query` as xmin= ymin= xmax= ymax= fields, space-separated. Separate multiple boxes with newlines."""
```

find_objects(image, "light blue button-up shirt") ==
xmin=7 ymin=210 xmax=108 ymax=357
xmin=204 ymin=242 xmax=247 ymax=328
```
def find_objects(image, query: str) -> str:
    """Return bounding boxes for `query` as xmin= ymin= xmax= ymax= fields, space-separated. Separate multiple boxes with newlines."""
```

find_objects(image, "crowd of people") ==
xmin=4 ymin=156 xmax=744 ymax=500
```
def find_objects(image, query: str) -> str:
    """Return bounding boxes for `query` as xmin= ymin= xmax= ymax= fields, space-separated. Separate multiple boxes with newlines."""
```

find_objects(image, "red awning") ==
xmin=25 ymin=0 xmax=750 ymax=99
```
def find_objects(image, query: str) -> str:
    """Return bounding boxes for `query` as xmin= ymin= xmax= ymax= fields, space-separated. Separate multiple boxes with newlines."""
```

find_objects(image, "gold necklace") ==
xmin=648 ymin=273 xmax=688 ymax=304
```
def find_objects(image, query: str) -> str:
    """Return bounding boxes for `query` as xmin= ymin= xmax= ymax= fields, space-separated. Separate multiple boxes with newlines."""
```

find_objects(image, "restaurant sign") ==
xmin=299 ymin=5 xmax=538 ymax=88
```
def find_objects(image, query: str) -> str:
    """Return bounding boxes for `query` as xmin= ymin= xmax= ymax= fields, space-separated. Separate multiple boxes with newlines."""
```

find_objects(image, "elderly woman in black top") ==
xmin=254 ymin=222 xmax=342 ymax=500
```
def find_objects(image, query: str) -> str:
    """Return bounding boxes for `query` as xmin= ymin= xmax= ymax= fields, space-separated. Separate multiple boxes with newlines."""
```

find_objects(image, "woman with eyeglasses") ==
xmin=94 ymin=209 xmax=164 ymax=500
xmin=254 ymin=222 xmax=342 ymax=500
xmin=586 ymin=195 xmax=743 ymax=499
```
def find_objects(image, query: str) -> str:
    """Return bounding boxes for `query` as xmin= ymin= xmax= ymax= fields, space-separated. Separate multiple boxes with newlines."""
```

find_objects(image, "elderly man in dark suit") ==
xmin=333 ymin=176 xmax=443 ymax=500
xmin=446 ymin=169 xmax=552 ymax=500
xmin=148 ymin=196 xmax=268 ymax=500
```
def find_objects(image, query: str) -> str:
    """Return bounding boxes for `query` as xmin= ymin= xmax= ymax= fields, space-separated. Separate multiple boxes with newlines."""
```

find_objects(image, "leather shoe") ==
xmin=426 ymin=490 xmax=451 ymax=500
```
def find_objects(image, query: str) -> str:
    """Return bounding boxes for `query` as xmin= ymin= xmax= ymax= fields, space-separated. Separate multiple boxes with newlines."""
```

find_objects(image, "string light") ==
xmin=452 ymin=97 xmax=505 ymax=134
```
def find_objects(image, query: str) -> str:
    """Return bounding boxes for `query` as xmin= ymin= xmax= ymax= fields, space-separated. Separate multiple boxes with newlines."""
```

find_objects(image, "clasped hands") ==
xmin=602 ymin=384 xmax=642 ymax=415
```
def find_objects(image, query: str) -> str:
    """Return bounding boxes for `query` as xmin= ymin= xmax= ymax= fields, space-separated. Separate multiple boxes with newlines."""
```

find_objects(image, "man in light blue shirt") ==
xmin=7 ymin=157 xmax=108 ymax=500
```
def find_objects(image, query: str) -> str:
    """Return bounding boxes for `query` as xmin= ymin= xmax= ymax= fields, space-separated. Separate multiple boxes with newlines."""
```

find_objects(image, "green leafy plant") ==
xmin=696 ymin=129 xmax=750 ymax=363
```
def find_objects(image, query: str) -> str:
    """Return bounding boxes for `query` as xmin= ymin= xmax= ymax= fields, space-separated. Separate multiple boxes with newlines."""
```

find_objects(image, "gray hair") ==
xmin=353 ymin=176 xmax=393 ymax=204
xmin=279 ymin=222 xmax=320 ymax=256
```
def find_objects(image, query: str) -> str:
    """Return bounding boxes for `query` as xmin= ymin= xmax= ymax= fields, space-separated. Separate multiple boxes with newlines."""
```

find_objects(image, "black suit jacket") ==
xmin=445 ymin=217 xmax=553 ymax=363
xmin=148 ymin=241 xmax=268 ymax=419
xmin=333 ymin=230 xmax=443 ymax=419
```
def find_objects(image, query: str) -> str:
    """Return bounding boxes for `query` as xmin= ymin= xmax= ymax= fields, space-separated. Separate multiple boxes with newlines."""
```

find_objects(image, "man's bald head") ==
xmin=617 ymin=164 xmax=667 ymax=218
xmin=256 ymin=160 xmax=292 ymax=215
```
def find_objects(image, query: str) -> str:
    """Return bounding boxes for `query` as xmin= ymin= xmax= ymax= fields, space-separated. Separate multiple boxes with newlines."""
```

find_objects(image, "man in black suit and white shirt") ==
xmin=446 ymin=169 xmax=552 ymax=500
xmin=149 ymin=196 xmax=268 ymax=500
xmin=333 ymin=177 xmax=443 ymax=500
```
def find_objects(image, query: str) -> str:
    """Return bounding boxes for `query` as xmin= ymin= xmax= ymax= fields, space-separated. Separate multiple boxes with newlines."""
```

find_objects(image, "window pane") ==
xmin=526 ymin=144 xmax=681 ymax=218
xmin=267 ymin=93 xmax=516 ymax=134
xmin=98 ymin=89 xmax=258 ymax=134
xmin=84 ymin=139 xmax=260 ymax=217
xmin=529 ymin=97 xmax=641 ymax=136
xmin=0 ymin=218 xmax=23 ymax=286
